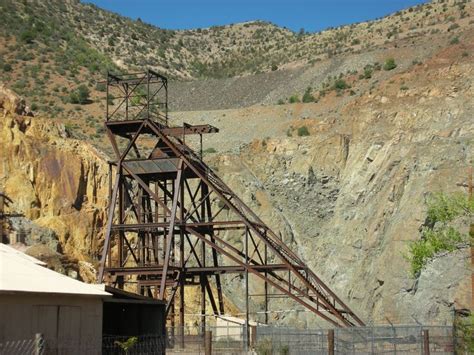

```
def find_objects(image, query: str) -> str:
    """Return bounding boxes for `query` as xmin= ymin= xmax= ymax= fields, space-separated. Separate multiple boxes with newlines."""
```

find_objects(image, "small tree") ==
xmin=383 ymin=58 xmax=397 ymax=71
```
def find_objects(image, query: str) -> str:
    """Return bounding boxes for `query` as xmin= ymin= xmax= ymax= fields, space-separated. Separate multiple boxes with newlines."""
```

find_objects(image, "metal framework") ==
xmin=98 ymin=70 xmax=364 ymax=331
xmin=0 ymin=193 xmax=23 ymax=244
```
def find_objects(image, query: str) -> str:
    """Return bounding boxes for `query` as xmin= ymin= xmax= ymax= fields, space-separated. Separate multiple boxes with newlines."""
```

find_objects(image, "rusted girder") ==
xmin=98 ymin=70 xmax=364 ymax=329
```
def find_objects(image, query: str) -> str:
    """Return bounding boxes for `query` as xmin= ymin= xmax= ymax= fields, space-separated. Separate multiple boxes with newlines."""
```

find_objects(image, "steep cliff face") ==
xmin=192 ymin=43 xmax=474 ymax=326
xmin=0 ymin=85 xmax=109 ymax=265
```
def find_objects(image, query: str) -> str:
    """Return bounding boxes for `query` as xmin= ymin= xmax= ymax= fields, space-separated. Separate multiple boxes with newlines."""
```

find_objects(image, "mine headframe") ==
xmin=98 ymin=69 xmax=364 ymax=328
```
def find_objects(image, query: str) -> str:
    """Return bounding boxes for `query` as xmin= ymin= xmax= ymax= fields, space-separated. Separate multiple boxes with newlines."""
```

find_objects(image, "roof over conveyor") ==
xmin=105 ymin=120 xmax=218 ymax=138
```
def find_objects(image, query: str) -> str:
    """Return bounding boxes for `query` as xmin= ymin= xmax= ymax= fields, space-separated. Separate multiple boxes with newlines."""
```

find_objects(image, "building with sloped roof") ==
xmin=0 ymin=243 xmax=111 ymax=354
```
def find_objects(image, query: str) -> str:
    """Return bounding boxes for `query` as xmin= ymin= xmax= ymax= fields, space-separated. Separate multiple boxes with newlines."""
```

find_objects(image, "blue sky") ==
xmin=83 ymin=0 xmax=428 ymax=33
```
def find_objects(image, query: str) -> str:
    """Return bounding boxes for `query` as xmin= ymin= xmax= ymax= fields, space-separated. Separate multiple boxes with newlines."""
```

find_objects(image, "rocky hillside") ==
xmin=0 ymin=0 xmax=472 ymax=150
xmin=176 ymin=34 xmax=474 ymax=326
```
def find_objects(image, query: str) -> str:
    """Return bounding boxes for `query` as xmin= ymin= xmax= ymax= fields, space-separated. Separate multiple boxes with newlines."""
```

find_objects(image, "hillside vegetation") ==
xmin=0 ymin=0 xmax=472 ymax=150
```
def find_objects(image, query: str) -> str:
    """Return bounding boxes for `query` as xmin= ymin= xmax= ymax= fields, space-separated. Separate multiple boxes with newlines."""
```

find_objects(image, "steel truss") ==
xmin=98 ymin=70 xmax=364 ymax=330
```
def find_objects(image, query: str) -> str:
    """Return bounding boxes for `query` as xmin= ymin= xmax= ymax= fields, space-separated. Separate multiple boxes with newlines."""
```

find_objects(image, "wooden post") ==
xmin=471 ymin=223 xmax=474 ymax=311
xmin=467 ymin=167 xmax=473 ymax=311
xmin=250 ymin=325 xmax=257 ymax=350
xmin=328 ymin=329 xmax=334 ymax=355
xmin=423 ymin=329 xmax=430 ymax=355
xmin=204 ymin=330 xmax=212 ymax=355
xmin=35 ymin=333 xmax=44 ymax=355
xmin=0 ymin=193 xmax=4 ymax=243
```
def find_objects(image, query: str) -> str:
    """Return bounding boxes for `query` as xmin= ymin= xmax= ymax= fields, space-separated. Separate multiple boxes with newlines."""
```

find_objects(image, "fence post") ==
xmin=250 ymin=325 xmax=257 ymax=350
xmin=204 ymin=330 xmax=212 ymax=355
xmin=328 ymin=329 xmax=334 ymax=355
xmin=35 ymin=333 xmax=44 ymax=355
xmin=423 ymin=329 xmax=430 ymax=355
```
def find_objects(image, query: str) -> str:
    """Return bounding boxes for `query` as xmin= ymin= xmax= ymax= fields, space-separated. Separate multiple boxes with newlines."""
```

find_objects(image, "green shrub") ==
xmin=408 ymin=226 xmax=465 ymax=276
xmin=20 ymin=29 xmax=35 ymax=43
xmin=279 ymin=345 xmax=290 ymax=355
xmin=383 ymin=58 xmax=397 ymax=71
xmin=114 ymin=336 xmax=138 ymax=354
xmin=289 ymin=95 xmax=300 ymax=103
xmin=450 ymin=37 xmax=460 ymax=45
xmin=95 ymin=82 xmax=106 ymax=92
xmin=297 ymin=126 xmax=310 ymax=136
xmin=256 ymin=338 xmax=272 ymax=355
xmin=302 ymin=87 xmax=314 ymax=103
xmin=203 ymin=147 xmax=217 ymax=154
xmin=333 ymin=79 xmax=349 ymax=90
xmin=3 ymin=63 xmax=12 ymax=72
xmin=277 ymin=99 xmax=285 ymax=105
xmin=426 ymin=192 xmax=474 ymax=225
xmin=363 ymin=66 xmax=373 ymax=79
xmin=406 ymin=192 xmax=473 ymax=276
xmin=455 ymin=314 xmax=474 ymax=353
xmin=69 ymin=84 xmax=90 ymax=104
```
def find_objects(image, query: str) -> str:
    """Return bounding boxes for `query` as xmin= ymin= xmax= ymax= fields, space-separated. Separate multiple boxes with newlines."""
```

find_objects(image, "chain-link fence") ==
xmin=254 ymin=325 xmax=456 ymax=355
xmin=165 ymin=325 xmax=248 ymax=354
xmin=102 ymin=334 xmax=166 ymax=355
xmin=0 ymin=336 xmax=43 ymax=355
xmin=0 ymin=324 xmax=465 ymax=355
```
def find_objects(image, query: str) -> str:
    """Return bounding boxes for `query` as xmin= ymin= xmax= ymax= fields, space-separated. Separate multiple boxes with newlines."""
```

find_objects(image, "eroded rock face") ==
xmin=201 ymin=59 xmax=473 ymax=327
xmin=0 ymin=84 xmax=32 ymax=117
xmin=0 ymin=86 xmax=108 ymax=263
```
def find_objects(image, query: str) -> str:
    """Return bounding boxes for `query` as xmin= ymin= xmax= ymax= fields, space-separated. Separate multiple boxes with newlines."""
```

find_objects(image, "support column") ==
xmin=245 ymin=227 xmax=250 ymax=350
xmin=0 ymin=193 xmax=4 ymax=243
xmin=179 ymin=172 xmax=185 ymax=349
xmin=201 ymin=275 xmax=206 ymax=336
xmin=423 ymin=329 xmax=430 ymax=355
xmin=328 ymin=329 xmax=334 ymax=355
xmin=117 ymin=174 xmax=124 ymax=288
xmin=264 ymin=242 xmax=268 ymax=324
xmin=200 ymin=183 xmax=207 ymax=335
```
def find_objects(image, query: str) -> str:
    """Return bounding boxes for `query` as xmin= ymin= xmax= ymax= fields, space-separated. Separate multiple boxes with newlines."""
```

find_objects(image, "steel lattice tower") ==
xmin=98 ymin=70 xmax=364 ymax=332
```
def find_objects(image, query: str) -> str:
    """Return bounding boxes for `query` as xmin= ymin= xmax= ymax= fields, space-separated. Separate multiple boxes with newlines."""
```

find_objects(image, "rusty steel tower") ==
xmin=98 ymin=69 xmax=364 ymax=330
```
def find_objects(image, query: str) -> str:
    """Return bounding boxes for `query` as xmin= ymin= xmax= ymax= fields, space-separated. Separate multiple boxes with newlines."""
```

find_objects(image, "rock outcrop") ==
xmin=189 ymin=44 xmax=474 ymax=326
xmin=0 ymin=86 xmax=109 ymax=265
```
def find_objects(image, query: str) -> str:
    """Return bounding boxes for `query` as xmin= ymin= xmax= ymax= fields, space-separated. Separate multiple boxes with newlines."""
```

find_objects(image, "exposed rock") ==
xmin=0 ymin=84 xmax=33 ymax=117
xmin=0 ymin=86 xmax=109 ymax=263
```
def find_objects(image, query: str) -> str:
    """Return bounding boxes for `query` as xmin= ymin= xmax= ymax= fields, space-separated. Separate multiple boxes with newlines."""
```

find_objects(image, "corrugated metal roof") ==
xmin=123 ymin=159 xmax=179 ymax=175
xmin=0 ymin=244 xmax=111 ymax=297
